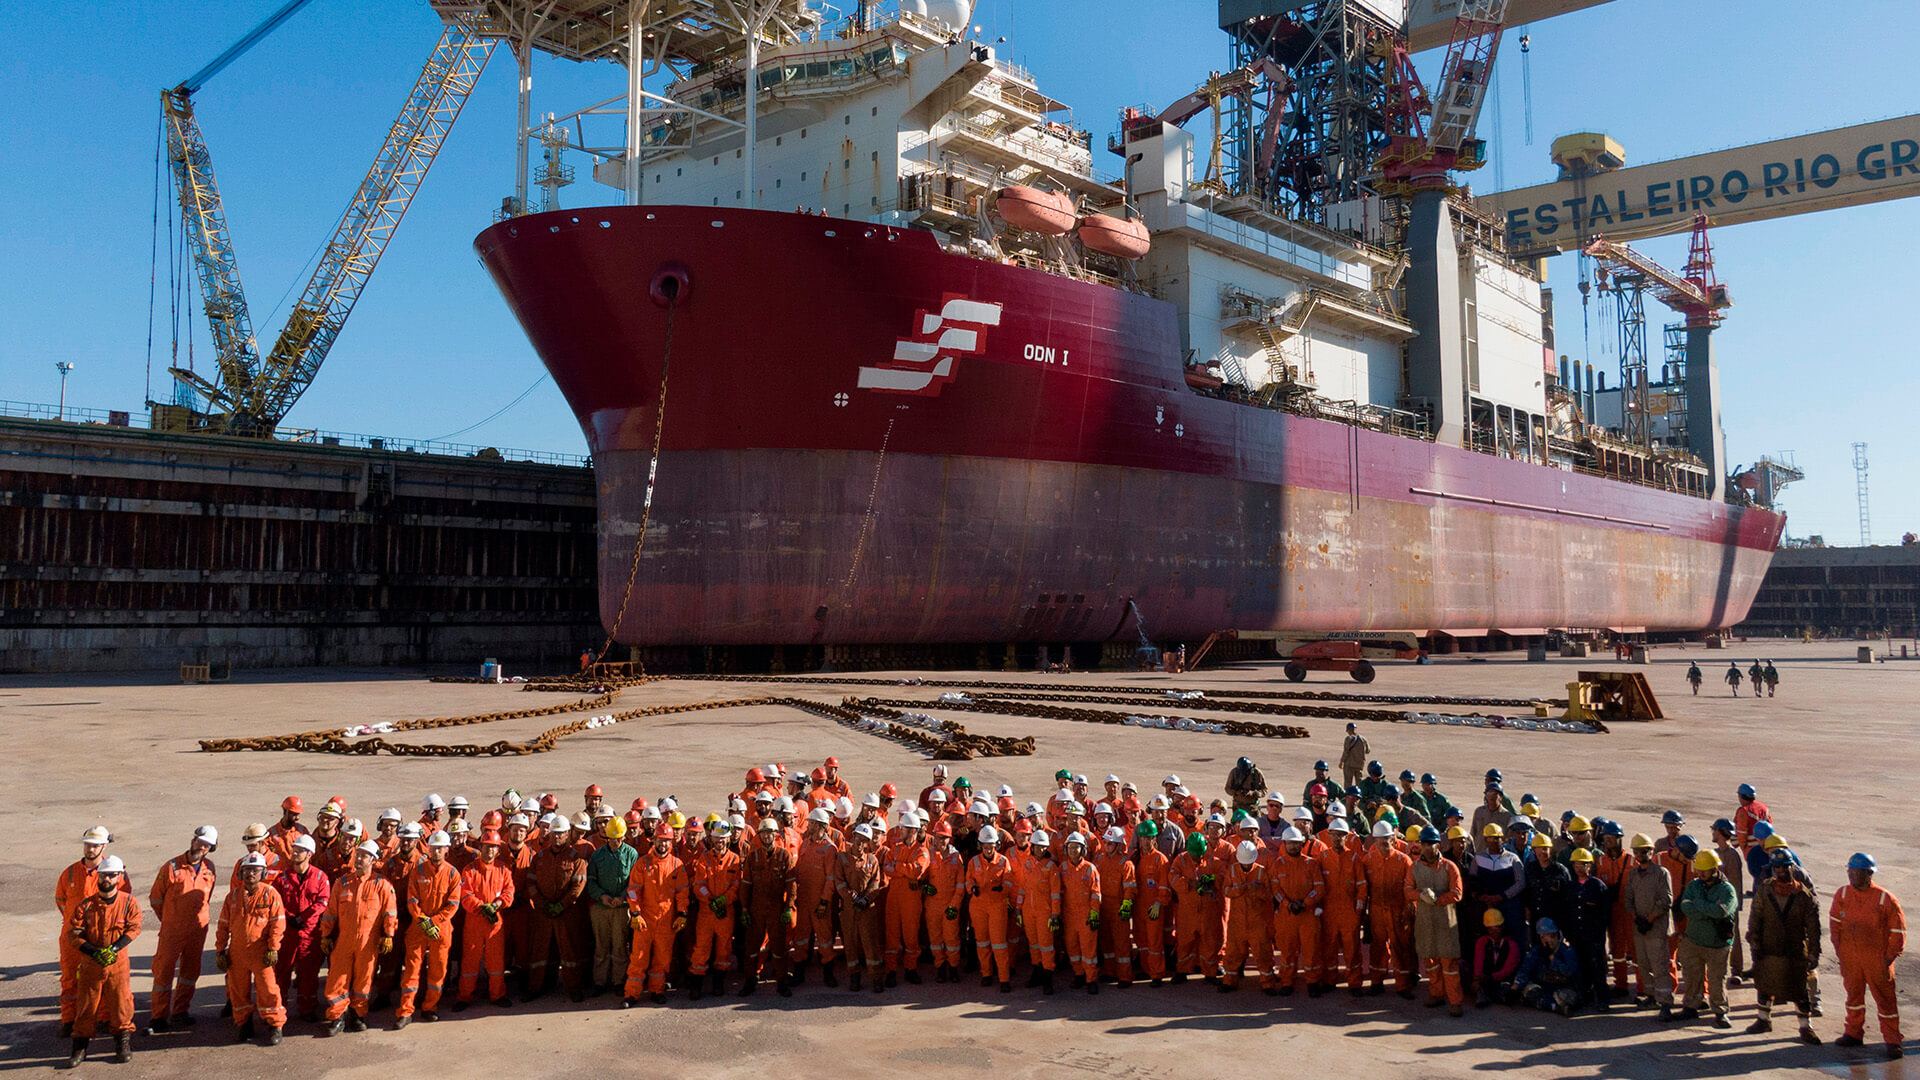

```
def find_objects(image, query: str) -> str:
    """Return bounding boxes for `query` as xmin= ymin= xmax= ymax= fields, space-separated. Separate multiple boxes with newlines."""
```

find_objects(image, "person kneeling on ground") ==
xmin=1472 ymin=908 xmax=1521 ymax=1007
xmin=1512 ymin=918 xmax=1582 ymax=1017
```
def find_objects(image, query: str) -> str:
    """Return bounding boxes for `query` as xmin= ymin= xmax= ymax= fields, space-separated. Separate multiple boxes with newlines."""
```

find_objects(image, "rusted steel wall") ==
xmin=0 ymin=418 xmax=599 ymax=674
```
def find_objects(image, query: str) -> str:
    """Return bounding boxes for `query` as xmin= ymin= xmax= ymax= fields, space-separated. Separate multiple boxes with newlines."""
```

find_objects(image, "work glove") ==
xmin=379 ymin=936 xmax=394 ymax=955
xmin=920 ymin=880 xmax=937 ymax=897
xmin=783 ymin=907 xmax=796 ymax=928
xmin=422 ymin=920 xmax=441 ymax=941
xmin=263 ymin=949 xmax=279 ymax=966
xmin=814 ymin=900 xmax=829 ymax=919
xmin=1634 ymin=916 xmax=1654 ymax=934
xmin=1048 ymin=914 xmax=1062 ymax=932
xmin=1312 ymin=906 xmax=1323 ymax=917
xmin=1146 ymin=902 xmax=1162 ymax=921
xmin=1289 ymin=900 xmax=1306 ymax=915
xmin=969 ymin=883 xmax=981 ymax=897
xmin=92 ymin=946 xmax=117 ymax=966
xmin=546 ymin=901 xmax=566 ymax=917
xmin=672 ymin=916 xmax=687 ymax=932
xmin=629 ymin=913 xmax=645 ymax=931
xmin=709 ymin=897 xmax=728 ymax=918
xmin=945 ymin=906 xmax=959 ymax=922
xmin=1420 ymin=888 xmax=1437 ymax=905
xmin=1118 ymin=899 xmax=1134 ymax=920
xmin=741 ymin=909 xmax=753 ymax=928
xmin=215 ymin=951 xmax=231 ymax=972
xmin=1086 ymin=911 xmax=1101 ymax=929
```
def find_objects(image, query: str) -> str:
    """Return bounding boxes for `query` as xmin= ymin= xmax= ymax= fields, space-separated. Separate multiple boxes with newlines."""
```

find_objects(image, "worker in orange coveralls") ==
xmin=741 ymin=818 xmax=797 ymax=996
xmin=1365 ymin=819 xmax=1416 ymax=996
xmin=65 ymin=855 xmax=142 ymax=1067
xmin=1318 ymin=818 xmax=1370 ymax=995
xmin=924 ymin=820 xmax=967 ymax=983
xmin=1016 ymin=826 xmax=1064 ymax=993
xmin=56 ymin=825 xmax=112 ymax=1036
xmin=526 ymin=817 xmax=588 ymax=1001
xmin=882 ymin=809 xmax=930 ymax=987
xmin=216 ymin=852 xmax=288 ymax=1044
xmin=265 ymin=796 xmax=310 ymax=864
xmin=456 ymin=829 xmax=515 ymax=1010
xmin=320 ymin=841 xmax=397 ymax=1035
xmin=968 ymin=825 xmax=1016 ymax=991
xmin=1059 ymin=832 xmax=1104 ymax=995
xmin=836 ymin=823 xmax=888 ymax=992
xmin=1220 ymin=840 xmax=1274 ymax=993
xmin=1092 ymin=826 xmax=1138 ymax=987
xmin=271 ymin=833 xmax=331 ymax=1022
xmin=394 ymin=829 xmax=462 ymax=1027
xmin=690 ymin=820 xmax=744 ymax=998
xmin=1133 ymin=820 xmax=1172 ymax=986
xmin=1272 ymin=826 xmax=1327 ymax=996
xmin=1170 ymin=831 xmax=1223 ymax=981
xmin=791 ymin=809 xmax=841 ymax=984
xmin=621 ymin=826 xmax=688 ymax=1006
xmin=145 ymin=825 xmax=218 ymax=1033
xmin=1831 ymin=852 xmax=1907 ymax=1060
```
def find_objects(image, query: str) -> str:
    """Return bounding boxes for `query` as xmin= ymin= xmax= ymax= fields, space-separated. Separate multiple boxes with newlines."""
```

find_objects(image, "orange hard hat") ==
xmin=686 ymin=818 xmax=704 ymax=833
xmin=477 ymin=830 xmax=503 ymax=847
xmin=585 ymin=784 xmax=603 ymax=798
xmin=998 ymin=796 xmax=1015 ymax=810
xmin=747 ymin=768 xmax=766 ymax=783
xmin=539 ymin=793 xmax=559 ymax=810
xmin=879 ymin=782 xmax=899 ymax=798
xmin=1015 ymin=819 xmax=1034 ymax=834
xmin=624 ymin=810 xmax=644 ymax=826
xmin=811 ymin=767 xmax=827 ymax=781
xmin=630 ymin=797 xmax=649 ymax=812
xmin=281 ymin=795 xmax=303 ymax=813
xmin=932 ymin=821 xmax=953 ymax=838
xmin=824 ymin=756 xmax=841 ymax=768
xmin=480 ymin=810 xmax=504 ymax=829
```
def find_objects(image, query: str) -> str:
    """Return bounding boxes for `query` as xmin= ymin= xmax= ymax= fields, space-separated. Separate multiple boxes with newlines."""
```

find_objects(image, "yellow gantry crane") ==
xmin=161 ymin=1 xmax=495 ymax=436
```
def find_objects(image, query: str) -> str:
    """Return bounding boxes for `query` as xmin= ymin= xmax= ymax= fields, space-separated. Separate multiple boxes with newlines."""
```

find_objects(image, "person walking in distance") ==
xmin=1686 ymin=662 xmax=1703 ymax=696
xmin=1725 ymin=663 xmax=1742 ymax=697
xmin=1340 ymin=723 xmax=1371 ymax=792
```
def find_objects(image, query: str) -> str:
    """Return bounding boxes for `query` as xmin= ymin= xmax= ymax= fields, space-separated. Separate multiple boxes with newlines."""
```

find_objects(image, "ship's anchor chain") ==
xmin=848 ymin=695 xmax=1312 ymax=739
xmin=592 ymin=298 xmax=678 ymax=672
xmin=660 ymin=674 xmax=1566 ymax=710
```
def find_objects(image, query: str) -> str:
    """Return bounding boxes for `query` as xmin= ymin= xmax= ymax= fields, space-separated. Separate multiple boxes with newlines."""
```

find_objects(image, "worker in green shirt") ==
xmin=584 ymin=819 xmax=640 ymax=997
xmin=1420 ymin=774 xmax=1455 ymax=823
xmin=1672 ymin=850 xmax=1740 ymax=1029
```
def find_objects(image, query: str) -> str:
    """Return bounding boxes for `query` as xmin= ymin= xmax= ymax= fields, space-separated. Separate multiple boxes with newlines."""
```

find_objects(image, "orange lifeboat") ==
xmin=995 ymin=185 xmax=1076 ymax=235
xmin=1077 ymin=212 xmax=1150 ymax=259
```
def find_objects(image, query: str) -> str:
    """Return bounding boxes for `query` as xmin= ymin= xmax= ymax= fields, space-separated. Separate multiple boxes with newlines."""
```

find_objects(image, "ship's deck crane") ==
xmin=1376 ymin=0 xmax=1512 ymax=195
xmin=1583 ymin=215 xmax=1732 ymax=328
xmin=1121 ymin=61 xmax=1290 ymax=195
xmin=161 ymin=2 xmax=495 ymax=436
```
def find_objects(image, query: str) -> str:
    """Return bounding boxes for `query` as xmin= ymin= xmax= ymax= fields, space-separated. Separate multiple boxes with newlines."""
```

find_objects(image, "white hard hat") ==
xmin=1265 ymin=791 xmax=1284 ymax=804
xmin=518 ymin=798 xmax=541 ymax=814
xmin=422 ymin=793 xmax=446 ymax=812
xmin=1328 ymin=800 xmax=1347 ymax=817
xmin=727 ymin=813 xmax=747 ymax=830
xmin=930 ymin=789 xmax=949 ymax=803
xmin=932 ymin=763 xmax=949 ymax=776
xmin=1281 ymin=826 xmax=1306 ymax=843
xmin=1162 ymin=774 xmax=1181 ymax=786
xmin=1290 ymin=807 xmax=1314 ymax=822
xmin=969 ymin=799 xmax=993 ymax=816
xmin=1237 ymin=816 xmax=1258 ymax=831
xmin=658 ymin=797 xmax=678 ymax=812
xmin=239 ymin=852 xmax=268 ymax=869
xmin=1148 ymin=795 xmax=1170 ymax=810
xmin=427 ymin=830 xmax=452 ymax=848
xmin=834 ymin=797 xmax=853 ymax=818
xmin=1205 ymin=813 xmax=1226 ymax=826
xmin=1236 ymin=841 xmax=1259 ymax=866
xmin=852 ymin=823 xmax=874 ymax=840
xmin=290 ymin=834 xmax=317 ymax=853
xmin=1051 ymin=790 xmax=1072 ymax=803
xmin=1330 ymin=818 xmax=1352 ymax=833
xmin=242 ymin=823 xmax=270 ymax=842
xmin=1372 ymin=820 xmax=1396 ymax=838
xmin=862 ymin=792 xmax=882 ymax=808
xmin=773 ymin=796 xmax=794 ymax=813
xmin=1033 ymin=830 xmax=1052 ymax=846
xmin=640 ymin=806 xmax=662 ymax=822
xmin=710 ymin=821 xmax=733 ymax=838
xmin=1094 ymin=802 xmax=1114 ymax=817
xmin=765 ymin=763 xmax=782 ymax=777
xmin=81 ymin=825 xmax=113 ymax=845
xmin=399 ymin=822 xmax=423 ymax=839
xmin=1073 ymin=774 xmax=1089 ymax=785
xmin=900 ymin=808 xmax=921 ymax=827
xmin=1175 ymin=786 xmax=1191 ymax=798
xmin=1104 ymin=774 xmax=1121 ymax=784
xmin=449 ymin=819 xmax=471 ymax=834
xmin=592 ymin=805 xmax=615 ymax=819
xmin=1065 ymin=832 xmax=1087 ymax=847
xmin=1024 ymin=801 xmax=1044 ymax=817
xmin=506 ymin=813 xmax=530 ymax=828
xmin=978 ymin=826 xmax=1001 ymax=844
xmin=501 ymin=788 xmax=522 ymax=809
xmin=380 ymin=808 xmax=403 ymax=823
xmin=1103 ymin=826 xmax=1124 ymax=843
xmin=754 ymin=790 xmax=775 ymax=803
xmin=355 ymin=841 xmax=381 ymax=858
xmin=193 ymin=825 xmax=219 ymax=848
xmin=449 ymin=796 xmax=469 ymax=811
xmin=808 ymin=808 xmax=832 ymax=824
xmin=729 ymin=797 xmax=747 ymax=813
xmin=548 ymin=818 xmax=571 ymax=834
xmin=97 ymin=855 xmax=126 ymax=875
xmin=571 ymin=811 xmax=592 ymax=830
xmin=343 ymin=819 xmax=364 ymax=837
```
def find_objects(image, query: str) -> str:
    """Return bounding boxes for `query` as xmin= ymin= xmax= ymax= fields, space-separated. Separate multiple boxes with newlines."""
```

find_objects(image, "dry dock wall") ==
xmin=0 ymin=418 xmax=599 ymax=674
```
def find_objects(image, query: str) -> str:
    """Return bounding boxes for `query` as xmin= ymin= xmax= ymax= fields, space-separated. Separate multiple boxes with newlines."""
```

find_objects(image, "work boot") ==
xmin=622 ymin=997 xmax=639 ymax=1009
xmin=220 ymin=1002 xmax=234 ymax=1018
xmin=145 ymin=1016 xmax=169 ymax=1035
xmin=848 ymin=971 xmax=862 ymax=992
xmin=1170 ymin=972 xmax=1187 ymax=985
xmin=299 ymin=1009 xmax=319 ymax=1023
xmin=1676 ymin=1007 xmax=1700 ymax=1022
xmin=491 ymin=996 xmax=513 ymax=1009
xmin=112 ymin=1033 xmax=131 ymax=1064
xmin=1887 ymin=1044 xmax=1904 ymax=1060
xmin=235 ymin=1017 xmax=256 ymax=1043
xmin=822 ymin=965 xmax=838 ymax=988
xmin=326 ymin=1017 xmax=345 ymax=1036
xmin=1308 ymin=983 xmax=1323 ymax=999
xmin=650 ymin=992 xmax=667 ymax=1005
xmin=885 ymin=971 xmax=897 ymax=988
xmin=739 ymin=978 xmax=757 ymax=996
xmin=419 ymin=1010 xmax=438 ymax=1023
xmin=981 ymin=974 xmax=995 ymax=988
xmin=344 ymin=1013 xmax=367 ymax=1033
xmin=393 ymin=1015 xmax=411 ymax=1030
xmin=1834 ymin=1034 xmax=1864 ymax=1048
xmin=266 ymin=1026 xmax=283 ymax=1046
xmin=1351 ymin=984 xmax=1365 ymax=998
xmin=66 ymin=1037 xmax=86 ymax=1069
xmin=1799 ymin=1027 xmax=1821 ymax=1045
xmin=1397 ymin=988 xmax=1416 ymax=1000
xmin=567 ymin=989 xmax=584 ymax=1003
xmin=777 ymin=980 xmax=792 ymax=998
xmin=452 ymin=1000 xmax=470 ymax=1013
xmin=708 ymin=972 xmax=724 ymax=998
xmin=872 ymin=974 xmax=884 ymax=995
xmin=1070 ymin=974 xmax=1086 ymax=989
xmin=999 ymin=981 xmax=1011 ymax=994
xmin=1087 ymin=979 xmax=1099 ymax=996
xmin=1450 ymin=1003 xmax=1465 ymax=1018
xmin=689 ymin=977 xmax=703 ymax=1002
xmin=59 ymin=1022 xmax=73 ymax=1039
xmin=1746 ymin=1018 xmax=1772 ymax=1034
xmin=1043 ymin=970 xmax=1055 ymax=996
xmin=1025 ymin=967 xmax=1041 ymax=989
xmin=1658 ymin=1004 xmax=1674 ymax=1022
xmin=1152 ymin=977 xmax=1164 ymax=988
xmin=903 ymin=968 xmax=921 ymax=985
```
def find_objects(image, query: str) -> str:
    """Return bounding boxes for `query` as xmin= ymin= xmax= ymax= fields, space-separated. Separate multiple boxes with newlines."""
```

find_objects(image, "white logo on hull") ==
xmin=857 ymin=296 xmax=1004 ymax=396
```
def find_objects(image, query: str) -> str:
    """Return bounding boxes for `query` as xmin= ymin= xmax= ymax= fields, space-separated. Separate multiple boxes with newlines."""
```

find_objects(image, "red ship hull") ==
xmin=476 ymin=206 xmax=1782 ymax=646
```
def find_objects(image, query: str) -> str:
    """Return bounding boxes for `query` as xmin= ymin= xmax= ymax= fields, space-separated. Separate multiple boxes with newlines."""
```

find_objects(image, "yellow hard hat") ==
xmin=705 ymin=813 xmax=723 ymax=827
xmin=1530 ymin=834 xmax=1552 ymax=849
xmin=1481 ymin=823 xmax=1504 ymax=838
xmin=1629 ymin=833 xmax=1655 ymax=850
xmin=1445 ymin=825 xmax=1467 ymax=841
xmin=604 ymin=817 xmax=627 ymax=840
xmin=1567 ymin=816 xmax=1591 ymax=833
xmin=666 ymin=812 xmax=687 ymax=829
xmin=1569 ymin=848 xmax=1594 ymax=864
xmin=1404 ymin=825 xmax=1423 ymax=843
xmin=1520 ymin=801 xmax=1541 ymax=816
xmin=1762 ymin=835 xmax=1789 ymax=851
xmin=1482 ymin=908 xmax=1505 ymax=927
xmin=1693 ymin=851 xmax=1722 ymax=872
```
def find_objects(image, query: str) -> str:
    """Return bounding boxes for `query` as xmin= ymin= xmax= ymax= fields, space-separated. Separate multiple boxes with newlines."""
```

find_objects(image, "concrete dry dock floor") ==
xmin=2 ymin=639 xmax=1915 ymax=1077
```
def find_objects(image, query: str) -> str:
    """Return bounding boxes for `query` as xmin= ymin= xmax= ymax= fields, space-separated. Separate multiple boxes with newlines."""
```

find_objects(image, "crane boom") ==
xmin=1584 ymin=215 xmax=1731 ymax=327
xmin=161 ymin=88 xmax=260 ymax=408
xmin=1426 ymin=0 xmax=1510 ymax=155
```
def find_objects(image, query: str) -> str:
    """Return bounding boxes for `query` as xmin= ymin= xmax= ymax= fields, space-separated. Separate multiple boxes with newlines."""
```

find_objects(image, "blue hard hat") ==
xmin=1444 ymin=806 xmax=1464 ymax=820
xmin=1367 ymin=760 xmax=1384 ymax=775
xmin=1849 ymin=852 xmax=1877 ymax=872
xmin=1422 ymin=773 xmax=1438 ymax=785
xmin=1345 ymin=784 xmax=1363 ymax=798
xmin=1313 ymin=760 xmax=1329 ymax=771
xmin=1661 ymin=810 xmax=1684 ymax=825
xmin=1561 ymin=809 xmax=1577 ymax=823
xmin=1521 ymin=793 xmax=1537 ymax=805
xmin=1237 ymin=757 xmax=1253 ymax=770
xmin=1750 ymin=821 xmax=1775 ymax=840
xmin=1485 ymin=768 xmax=1504 ymax=782
xmin=1598 ymin=821 xmax=1624 ymax=839
xmin=1399 ymin=769 xmax=1416 ymax=782
xmin=1535 ymin=917 xmax=1560 ymax=937
xmin=1737 ymin=783 xmax=1757 ymax=798
xmin=1770 ymin=850 xmax=1794 ymax=868
xmin=1418 ymin=826 xmax=1442 ymax=845
xmin=1711 ymin=818 xmax=1735 ymax=836
xmin=1675 ymin=835 xmax=1699 ymax=858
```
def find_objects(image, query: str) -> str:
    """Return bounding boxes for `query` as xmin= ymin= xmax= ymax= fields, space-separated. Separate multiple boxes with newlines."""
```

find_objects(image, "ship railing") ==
xmin=934 ymin=115 xmax=1096 ymax=180
xmin=0 ymin=400 xmax=591 ymax=468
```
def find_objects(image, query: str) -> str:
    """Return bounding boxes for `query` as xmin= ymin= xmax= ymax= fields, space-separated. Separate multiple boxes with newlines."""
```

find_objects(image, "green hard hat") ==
xmin=1055 ymin=769 xmax=1073 ymax=780
xmin=1186 ymin=833 xmax=1207 ymax=858
xmin=1136 ymin=820 xmax=1160 ymax=839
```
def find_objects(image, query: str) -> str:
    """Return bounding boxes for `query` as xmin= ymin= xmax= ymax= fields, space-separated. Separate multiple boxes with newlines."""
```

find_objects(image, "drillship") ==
xmin=473 ymin=0 xmax=1784 ymax=649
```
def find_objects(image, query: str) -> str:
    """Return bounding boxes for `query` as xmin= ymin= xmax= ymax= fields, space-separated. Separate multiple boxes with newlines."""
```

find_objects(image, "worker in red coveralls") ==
xmin=271 ymin=833 xmax=331 ymax=1022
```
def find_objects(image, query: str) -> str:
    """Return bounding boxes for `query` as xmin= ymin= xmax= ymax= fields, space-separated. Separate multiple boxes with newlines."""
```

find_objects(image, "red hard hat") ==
xmin=686 ymin=819 xmax=704 ymax=833
xmin=824 ymin=756 xmax=841 ymax=768
xmin=932 ymin=821 xmax=953 ymax=838
xmin=811 ymin=767 xmax=827 ymax=781
xmin=630 ymin=797 xmax=649 ymax=812
xmin=478 ymin=830 xmax=503 ymax=847
xmin=480 ymin=810 xmax=504 ymax=829
xmin=539 ymin=793 xmax=559 ymax=810
xmin=624 ymin=810 xmax=644 ymax=826
xmin=879 ymin=783 xmax=899 ymax=798
xmin=998 ymin=796 xmax=1015 ymax=810
xmin=1307 ymin=783 xmax=1327 ymax=797
xmin=585 ymin=784 xmax=603 ymax=798
xmin=281 ymin=795 xmax=304 ymax=813
xmin=1015 ymin=819 xmax=1034 ymax=834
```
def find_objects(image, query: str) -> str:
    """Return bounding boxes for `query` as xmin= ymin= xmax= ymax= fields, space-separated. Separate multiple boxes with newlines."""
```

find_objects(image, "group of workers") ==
xmin=56 ymin=754 xmax=1904 ymax=1067
xmin=1687 ymin=660 xmax=1780 ymax=697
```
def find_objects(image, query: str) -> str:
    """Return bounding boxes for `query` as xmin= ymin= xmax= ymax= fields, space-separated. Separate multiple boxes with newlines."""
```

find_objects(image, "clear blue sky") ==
xmin=5 ymin=0 xmax=1914 ymax=544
